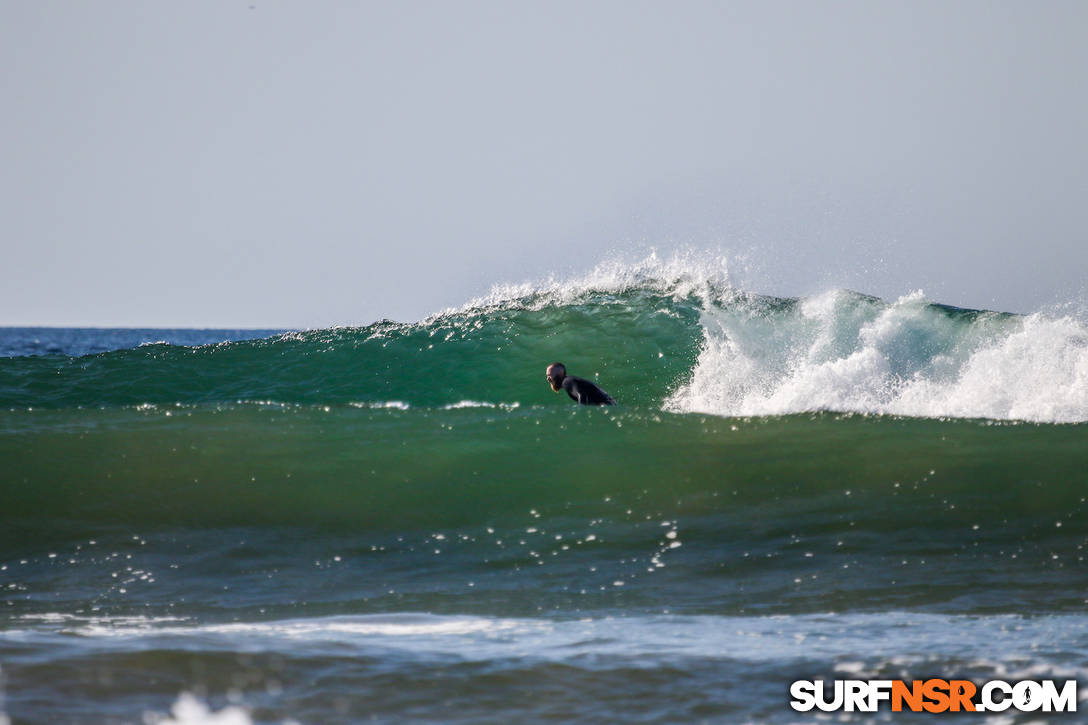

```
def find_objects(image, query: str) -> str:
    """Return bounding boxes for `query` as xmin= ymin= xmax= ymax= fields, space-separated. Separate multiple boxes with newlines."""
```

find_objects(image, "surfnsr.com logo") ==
xmin=790 ymin=679 xmax=1078 ymax=713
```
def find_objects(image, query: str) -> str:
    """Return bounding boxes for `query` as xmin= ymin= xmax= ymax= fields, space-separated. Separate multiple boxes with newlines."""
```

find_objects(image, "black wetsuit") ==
xmin=561 ymin=375 xmax=616 ymax=406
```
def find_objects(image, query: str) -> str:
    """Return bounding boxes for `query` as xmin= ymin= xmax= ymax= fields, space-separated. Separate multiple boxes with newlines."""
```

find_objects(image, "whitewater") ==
xmin=673 ymin=288 xmax=1088 ymax=423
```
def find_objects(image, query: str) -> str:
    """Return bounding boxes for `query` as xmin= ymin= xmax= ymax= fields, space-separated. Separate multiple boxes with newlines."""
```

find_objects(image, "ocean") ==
xmin=2 ymin=259 xmax=1087 ymax=723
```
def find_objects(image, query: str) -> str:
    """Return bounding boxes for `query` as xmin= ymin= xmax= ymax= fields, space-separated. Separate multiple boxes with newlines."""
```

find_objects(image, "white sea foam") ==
xmin=347 ymin=401 xmax=411 ymax=410
xmin=447 ymin=249 xmax=736 ymax=315
xmin=668 ymin=288 xmax=1088 ymax=423
xmin=145 ymin=694 xmax=253 ymax=725
xmin=60 ymin=614 xmax=530 ymax=642
xmin=143 ymin=694 xmax=303 ymax=725
xmin=442 ymin=400 xmax=520 ymax=410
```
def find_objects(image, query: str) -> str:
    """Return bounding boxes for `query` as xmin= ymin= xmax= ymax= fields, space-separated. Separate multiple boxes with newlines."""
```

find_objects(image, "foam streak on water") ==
xmin=5 ymin=611 xmax=1088 ymax=666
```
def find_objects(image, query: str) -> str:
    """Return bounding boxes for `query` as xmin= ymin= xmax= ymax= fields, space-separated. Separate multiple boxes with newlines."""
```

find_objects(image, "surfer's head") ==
xmin=546 ymin=362 xmax=566 ymax=392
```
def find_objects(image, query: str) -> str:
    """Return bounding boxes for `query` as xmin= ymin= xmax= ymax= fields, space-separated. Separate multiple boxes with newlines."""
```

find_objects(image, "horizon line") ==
xmin=0 ymin=324 xmax=306 ymax=331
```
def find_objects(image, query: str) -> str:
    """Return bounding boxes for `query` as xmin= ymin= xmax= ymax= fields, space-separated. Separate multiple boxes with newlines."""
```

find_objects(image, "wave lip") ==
xmin=449 ymin=249 xmax=736 ymax=316
xmin=668 ymin=289 xmax=1088 ymax=423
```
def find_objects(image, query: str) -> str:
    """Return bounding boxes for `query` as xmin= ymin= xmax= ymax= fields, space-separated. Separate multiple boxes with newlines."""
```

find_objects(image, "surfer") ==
xmin=545 ymin=362 xmax=616 ymax=406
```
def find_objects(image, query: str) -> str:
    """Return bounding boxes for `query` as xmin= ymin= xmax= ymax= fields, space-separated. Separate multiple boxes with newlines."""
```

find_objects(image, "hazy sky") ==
xmin=2 ymin=1 xmax=1086 ymax=327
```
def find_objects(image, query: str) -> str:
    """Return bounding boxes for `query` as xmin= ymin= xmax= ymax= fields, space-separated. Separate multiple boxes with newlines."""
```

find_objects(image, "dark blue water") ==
xmin=0 ymin=327 xmax=288 ymax=358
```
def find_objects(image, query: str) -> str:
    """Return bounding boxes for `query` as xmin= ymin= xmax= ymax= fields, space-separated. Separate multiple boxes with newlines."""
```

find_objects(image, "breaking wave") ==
xmin=2 ymin=253 xmax=1085 ymax=422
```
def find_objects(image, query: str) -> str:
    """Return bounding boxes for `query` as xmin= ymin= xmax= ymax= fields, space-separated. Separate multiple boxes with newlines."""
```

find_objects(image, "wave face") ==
xmin=3 ymin=254 xmax=1087 ymax=422
xmin=0 ymin=277 xmax=706 ymax=411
